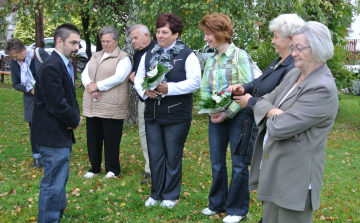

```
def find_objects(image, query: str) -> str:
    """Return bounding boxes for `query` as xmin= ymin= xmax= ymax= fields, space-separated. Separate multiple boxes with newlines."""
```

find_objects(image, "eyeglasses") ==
xmin=288 ymin=45 xmax=311 ymax=54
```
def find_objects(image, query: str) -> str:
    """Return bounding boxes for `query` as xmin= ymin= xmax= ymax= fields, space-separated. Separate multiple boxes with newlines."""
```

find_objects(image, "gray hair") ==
xmin=269 ymin=14 xmax=305 ymax=37
xmin=99 ymin=26 xmax=120 ymax=41
xmin=292 ymin=21 xmax=334 ymax=63
xmin=130 ymin=24 xmax=150 ymax=36
xmin=4 ymin=38 xmax=25 ymax=54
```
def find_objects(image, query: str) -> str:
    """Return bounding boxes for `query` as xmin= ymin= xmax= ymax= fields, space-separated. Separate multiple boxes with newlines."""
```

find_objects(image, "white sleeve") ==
xmin=97 ymin=56 xmax=132 ymax=91
xmin=167 ymin=52 xmax=201 ymax=95
xmin=134 ymin=53 xmax=148 ymax=100
xmin=81 ymin=62 xmax=92 ymax=86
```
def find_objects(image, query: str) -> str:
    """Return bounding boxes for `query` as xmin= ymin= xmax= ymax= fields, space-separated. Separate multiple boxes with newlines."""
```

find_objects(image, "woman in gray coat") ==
xmin=249 ymin=21 xmax=338 ymax=222
xmin=5 ymin=38 xmax=49 ymax=168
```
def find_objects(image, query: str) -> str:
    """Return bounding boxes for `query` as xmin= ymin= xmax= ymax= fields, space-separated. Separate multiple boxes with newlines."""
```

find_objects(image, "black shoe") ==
xmin=141 ymin=172 xmax=151 ymax=184
xmin=33 ymin=157 xmax=42 ymax=168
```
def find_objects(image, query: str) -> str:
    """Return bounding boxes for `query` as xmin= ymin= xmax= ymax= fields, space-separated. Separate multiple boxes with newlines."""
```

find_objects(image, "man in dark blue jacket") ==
xmin=31 ymin=23 xmax=82 ymax=223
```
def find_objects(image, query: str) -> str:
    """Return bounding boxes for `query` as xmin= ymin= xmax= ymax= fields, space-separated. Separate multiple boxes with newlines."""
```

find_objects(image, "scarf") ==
xmin=17 ymin=46 xmax=35 ymax=92
xmin=149 ymin=39 xmax=186 ymax=82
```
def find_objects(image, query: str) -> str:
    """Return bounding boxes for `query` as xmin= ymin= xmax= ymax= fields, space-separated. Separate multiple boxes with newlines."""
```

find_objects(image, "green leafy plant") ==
xmin=196 ymin=91 xmax=231 ymax=109
xmin=142 ymin=63 xmax=170 ymax=90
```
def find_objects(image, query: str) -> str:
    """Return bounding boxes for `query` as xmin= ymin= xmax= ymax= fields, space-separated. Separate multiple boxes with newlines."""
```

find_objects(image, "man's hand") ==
xmin=30 ymin=89 xmax=35 ymax=95
xmin=86 ymin=83 xmax=98 ymax=94
xmin=226 ymin=84 xmax=245 ymax=96
xmin=210 ymin=112 xmax=227 ymax=123
xmin=129 ymin=71 xmax=135 ymax=84
xmin=67 ymin=116 xmax=84 ymax=130
xmin=233 ymin=93 xmax=252 ymax=108
xmin=266 ymin=108 xmax=284 ymax=118
xmin=156 ymin=83 xmax=168 ymax=95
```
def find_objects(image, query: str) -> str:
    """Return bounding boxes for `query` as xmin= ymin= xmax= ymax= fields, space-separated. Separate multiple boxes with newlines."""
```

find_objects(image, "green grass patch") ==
xmin=0 ymin=82 xmax=359 ymax=222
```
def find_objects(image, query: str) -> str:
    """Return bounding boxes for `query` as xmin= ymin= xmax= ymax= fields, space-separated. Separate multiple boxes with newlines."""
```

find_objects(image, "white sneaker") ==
xmin=104 ymin=171 xmax=116 ymax=179
xmin=145 ymin=197 xmax=159 ymax=206
xmin=160 ymin=200 xmax=178 ymax=208
xmin=202 ymin=207 xmax=219 ymax=215
xmin=84 ymin=172 xmax=97 ymax=179
xmin=223 ymin=215 xmax=246 ymax=223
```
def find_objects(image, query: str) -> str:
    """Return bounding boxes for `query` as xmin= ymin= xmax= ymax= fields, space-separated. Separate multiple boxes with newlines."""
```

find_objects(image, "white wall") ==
xmin=346 ymin=0 xmax=360 ymax=51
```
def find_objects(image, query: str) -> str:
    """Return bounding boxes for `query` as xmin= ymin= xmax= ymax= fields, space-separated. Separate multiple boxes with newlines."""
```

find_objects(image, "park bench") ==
xmin=0 ymin=55 xmax=11 ymax=83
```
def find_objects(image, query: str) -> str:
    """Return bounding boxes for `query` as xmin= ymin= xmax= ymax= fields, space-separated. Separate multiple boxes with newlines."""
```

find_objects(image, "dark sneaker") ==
xmin=141 ymin=172 xmax=151 ymax=184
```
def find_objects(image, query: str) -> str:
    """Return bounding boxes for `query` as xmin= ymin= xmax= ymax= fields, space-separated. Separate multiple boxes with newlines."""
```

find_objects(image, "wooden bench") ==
xmin=1 ymin=55 xmax=11 ymax=83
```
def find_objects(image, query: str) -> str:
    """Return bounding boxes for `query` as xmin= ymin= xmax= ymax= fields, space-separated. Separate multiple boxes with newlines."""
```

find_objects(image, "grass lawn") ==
xmin=0 ymin=78 xmax=359 ymax=223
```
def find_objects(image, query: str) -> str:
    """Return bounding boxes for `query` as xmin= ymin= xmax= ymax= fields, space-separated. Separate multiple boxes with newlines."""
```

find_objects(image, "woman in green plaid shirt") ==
xmin=199 ymin=13 xmax=253 ymax=223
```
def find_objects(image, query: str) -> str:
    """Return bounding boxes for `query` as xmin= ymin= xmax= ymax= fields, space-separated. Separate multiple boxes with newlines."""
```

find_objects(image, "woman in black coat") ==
xmin=227 ymin=14 xmax=305 ymax=166
xmin=4 ymin=38 xmax=49 ymax=168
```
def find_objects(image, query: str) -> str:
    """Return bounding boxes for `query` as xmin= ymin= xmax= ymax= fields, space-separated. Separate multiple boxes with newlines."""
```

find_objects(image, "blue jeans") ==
xmin=208 ymin=109 xmax=250 ymax=216
xmin=38 ymin=145 xmax=71 ymax=223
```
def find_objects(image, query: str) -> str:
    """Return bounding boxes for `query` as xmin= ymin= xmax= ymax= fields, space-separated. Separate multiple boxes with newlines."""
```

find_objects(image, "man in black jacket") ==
xmin=31 ymin=23 xmax=82 ymax=223
xmin=129 ymin=24 xmax=156 ymax=184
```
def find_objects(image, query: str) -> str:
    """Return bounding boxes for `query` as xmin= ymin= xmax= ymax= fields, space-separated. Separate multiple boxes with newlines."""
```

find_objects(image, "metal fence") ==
xmin=345 ymin=39 xmax=360 ymax=64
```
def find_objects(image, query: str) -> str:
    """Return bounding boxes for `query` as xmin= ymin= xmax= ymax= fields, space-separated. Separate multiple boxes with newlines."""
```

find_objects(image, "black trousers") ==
xmin=145 ymin=120 xmax=191 ymax=200
xmin=86 ymin=117 xmax=123 ymax=175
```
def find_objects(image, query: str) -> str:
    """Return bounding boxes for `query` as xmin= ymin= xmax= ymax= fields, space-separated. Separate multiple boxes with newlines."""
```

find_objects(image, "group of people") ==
xmin=4 ymin=11 xmax=338 ymax=223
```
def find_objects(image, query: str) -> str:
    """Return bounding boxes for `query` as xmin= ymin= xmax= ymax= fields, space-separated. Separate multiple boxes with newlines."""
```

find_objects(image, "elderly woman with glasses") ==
xmin=81 ymin=26 xmax=133 ymax=179
xmin=227 ymin=14 xmax=305 ymax=166
xmin=248 ymin=21 xmax=338 ymax=222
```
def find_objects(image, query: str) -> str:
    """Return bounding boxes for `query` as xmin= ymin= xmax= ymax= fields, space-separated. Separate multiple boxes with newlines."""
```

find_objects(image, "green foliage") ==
xmin=327 ymin=45 xmax=356 ymax=89
xmin=13 ymin=8 xmax=84 ymax=46
xmin=134 ymin=0 xmax=357 ymax=89
xmin=0 ymin=0 xmax=358 ymax=88
xmin=196 ymin=92 xmax=231 ymax=109
xmin=141 ymin=63 xmax=170 ymax=90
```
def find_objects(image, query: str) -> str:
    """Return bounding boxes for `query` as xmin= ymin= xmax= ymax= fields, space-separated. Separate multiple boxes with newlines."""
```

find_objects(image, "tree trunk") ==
xmin=123 ymin=17 xmax=138 ymax=125
xmin=34 ymin=2 xmax=44 ymax=48
xmin=123 ymin=9 xmax=140 ymax=126
xmin=80 ymin=8 xmax=92 ymax=58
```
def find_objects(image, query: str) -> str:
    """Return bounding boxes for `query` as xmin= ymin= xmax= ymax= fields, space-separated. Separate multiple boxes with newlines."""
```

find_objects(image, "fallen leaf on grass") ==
xmin=71 ymin=188 xmax=80 ymax=195
xmin=121 ymin=181 xmax=126 ymax=186
xmin=119 ymin=203 xmax=126 ymax=207
xmin=94 ymin=182 xmax=101 ymax=189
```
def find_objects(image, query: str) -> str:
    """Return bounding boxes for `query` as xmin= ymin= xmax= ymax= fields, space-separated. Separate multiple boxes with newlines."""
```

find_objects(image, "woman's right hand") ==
xmin=226 ymin=84 xmax=245 ymax=95
xmin=145 ymin=89 xmax=158 ymax=99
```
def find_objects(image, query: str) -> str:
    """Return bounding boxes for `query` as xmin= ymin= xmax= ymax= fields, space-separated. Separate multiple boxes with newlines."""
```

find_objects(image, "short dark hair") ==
xmin=156 ymin=13 xmax=183 ymax=36
xmin=4 ymin=38 xmax=25 ymax=55
xmin=54 ymin=23 xmax=80 ymax=46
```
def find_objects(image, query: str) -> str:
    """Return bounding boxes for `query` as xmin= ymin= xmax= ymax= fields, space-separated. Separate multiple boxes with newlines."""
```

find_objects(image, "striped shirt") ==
xmin=200 ymin=43 xmax=253 ymax=118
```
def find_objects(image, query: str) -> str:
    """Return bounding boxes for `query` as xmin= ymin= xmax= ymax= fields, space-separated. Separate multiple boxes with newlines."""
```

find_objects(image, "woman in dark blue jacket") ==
xmin=5 ymin=38 xmax=49 ymax=168
xmin=227 ymin=14 xmax=305 ymax=166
